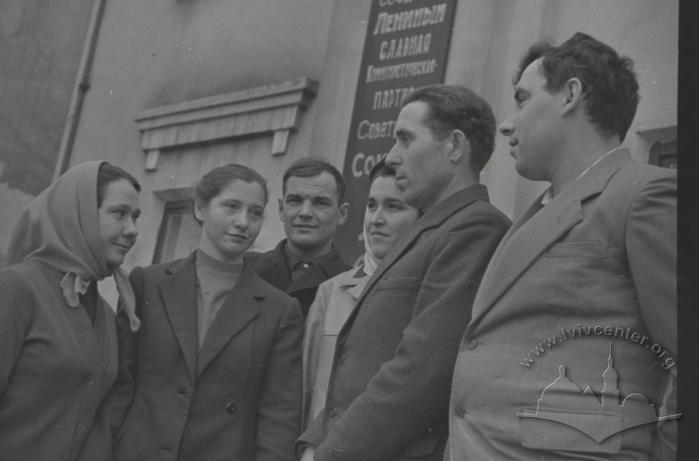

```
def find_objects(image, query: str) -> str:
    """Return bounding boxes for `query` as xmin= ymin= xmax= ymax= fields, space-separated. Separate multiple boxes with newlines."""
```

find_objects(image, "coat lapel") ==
xmin=469 ymin=150 xmax=628 ymax=327
xmin=159 ymin=254 xmax=199 ymax=380
xmin=196 ymin=269 xmax=263 ymax=377
xmin=247 ymin=241 xmax=292 ymax=290
xmin=355 ymin=185 xmax=489 ymax=308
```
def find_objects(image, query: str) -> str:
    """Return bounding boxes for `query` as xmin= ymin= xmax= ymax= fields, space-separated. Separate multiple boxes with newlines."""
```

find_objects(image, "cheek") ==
xmin=249 ymin=219 xmax=263 ymax=235
xmin=363 ymin=212 xmax=373 ymax=230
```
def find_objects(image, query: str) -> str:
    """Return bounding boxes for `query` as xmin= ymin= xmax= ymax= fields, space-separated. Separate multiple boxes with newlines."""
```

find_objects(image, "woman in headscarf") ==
xmin=0 ymin=161 xmax=142 ymax=461
xmin=113 ymin=163 xmax=303 ymax=461
xmin=301 ymin=161 xmax=421 ymax=436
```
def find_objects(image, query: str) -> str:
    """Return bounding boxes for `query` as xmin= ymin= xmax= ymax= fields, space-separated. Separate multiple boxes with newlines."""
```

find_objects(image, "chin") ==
xmin=105 ymin=257 xmax=124 ymax=268
xmin=290 ymin=235 xmax=322 ymax=248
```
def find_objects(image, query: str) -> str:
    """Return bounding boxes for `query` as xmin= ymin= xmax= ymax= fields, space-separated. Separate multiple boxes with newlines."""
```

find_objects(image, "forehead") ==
xmin=102 ymin=179 xmax=139 ymax=204
xmin=516 ymin=58 xmax=547 ymax=92
xmin=216 ymin=179 xmax=266 ymax=203
xmin=395 ymin=101 xmax=432 ymax=131
xmin=285 ymin=171 xmax=339 ymax=199
xmin=369 ymin=175 xmax=401 ymax=200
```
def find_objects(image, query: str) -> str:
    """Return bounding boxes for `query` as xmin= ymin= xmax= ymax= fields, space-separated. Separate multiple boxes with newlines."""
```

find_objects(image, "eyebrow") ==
xmin=394 ymin=127 xmax=412 ymax=139
xmin=514 ymin=87 xmax=529 ymax=101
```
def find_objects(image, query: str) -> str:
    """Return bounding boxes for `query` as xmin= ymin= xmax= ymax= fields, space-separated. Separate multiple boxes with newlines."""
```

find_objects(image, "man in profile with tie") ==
xmin=446 ymin=32 xmax=677 ymax=460
xmin=247 ymin=157 xmax=350 ymax=317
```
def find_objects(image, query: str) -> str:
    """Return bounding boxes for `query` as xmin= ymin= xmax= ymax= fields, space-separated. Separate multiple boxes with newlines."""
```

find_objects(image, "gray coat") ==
xmin=299 ymin=185 xmax=510 ymax=461
xmin=446 ymin=150 xmax=677 ymax=460
xmin=112 ymin=253 xmax=304 ymax=461
xmin=0 ymin=260 xmax=117 ymax=461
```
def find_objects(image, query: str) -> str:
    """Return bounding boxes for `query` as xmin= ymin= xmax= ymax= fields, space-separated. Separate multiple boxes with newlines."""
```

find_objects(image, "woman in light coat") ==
xmin=302 ymin=162 xmax=420 ymax=432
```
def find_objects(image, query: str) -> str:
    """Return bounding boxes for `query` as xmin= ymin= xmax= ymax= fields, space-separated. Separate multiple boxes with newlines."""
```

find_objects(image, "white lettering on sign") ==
xmin=373 ymin=4 xmax=447 ymax=35
xmin=379 ymin=33 xmax=431 ymax=61
xmin=357 ymin=119 xmax=396 ymax=140
xmin=378 ymin=0 xmax=415 ymax=8
xmin=366 ymin=59 xmax=437 ymax=83
xmin=372 ymin=87 xmax=414 ymax=110
xmin=352 ymin=152 xmax=388 ymax=178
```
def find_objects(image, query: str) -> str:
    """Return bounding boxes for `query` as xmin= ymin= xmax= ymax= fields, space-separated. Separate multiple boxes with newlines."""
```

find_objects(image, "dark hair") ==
xmin=368 ymin=158 xmax=395 ymax=185
xmin=282 ymin=156 xmax=346 ymax=202
xmin=401 ymin=85 xmax=496 ymax=173
xmin=514 ymin=32 xmax=639 ymax=141
xmin=195 ymin=163 xmax=268 ymax=207
xmin=97 ymin=162 xmax=141 ymax=208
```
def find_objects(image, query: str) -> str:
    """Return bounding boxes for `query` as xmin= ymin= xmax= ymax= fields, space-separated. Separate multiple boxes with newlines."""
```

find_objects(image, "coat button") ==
xmin=226 ymin=402 xmax=237 ymax=414
xmin=77 ymin=422 xmax=87 ymax=433
xmin=329 ymin=407 xmax=338 ymax=418
xmin=177 ymin=385 xmax=187 ymax=395
xmin=454 ymin=405 xmax=467 ymax=418
xmin=465 ymin=339 xmax=479 ymax=350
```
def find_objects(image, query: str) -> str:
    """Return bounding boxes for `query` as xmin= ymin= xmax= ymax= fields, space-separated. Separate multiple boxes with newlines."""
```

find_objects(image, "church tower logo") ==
xmin=516 ymin=344 xmax=680 ymax=450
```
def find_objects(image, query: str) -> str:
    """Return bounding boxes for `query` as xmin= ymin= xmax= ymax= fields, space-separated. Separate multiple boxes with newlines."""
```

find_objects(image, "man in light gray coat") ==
xmin=446 ymin=32 xmax=677 ymax=461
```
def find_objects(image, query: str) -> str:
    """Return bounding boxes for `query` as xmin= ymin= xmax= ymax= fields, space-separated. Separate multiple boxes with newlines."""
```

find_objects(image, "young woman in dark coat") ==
xmin=113 ymin=163 xmax=303 ymax=461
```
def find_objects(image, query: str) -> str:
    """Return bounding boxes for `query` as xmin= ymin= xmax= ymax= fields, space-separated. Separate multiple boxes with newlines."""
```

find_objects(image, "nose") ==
xmin=499 ymin=113 xmax=514 ymax=137
xmin=384 ymin=144 xmax=400 ymax=168
xmin=124 ymin=217 xmax=138 ymax=239
xmin=370 ymin=207 xmax=386 ymax=227
xmin=298 ymin=199 xmax=313 ymax=218
xmin=234 ymin=210 xmax=249 ymax=229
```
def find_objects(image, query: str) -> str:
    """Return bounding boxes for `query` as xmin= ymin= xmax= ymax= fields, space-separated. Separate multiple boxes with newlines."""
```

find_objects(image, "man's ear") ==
xmin=337 ymin=202 xmax=350 ymax=226
xmin=561 ymin=77 xmax=584 ymax=115
xmin=193 ymin=198 xmax=205 ymax=222
xmin=447 ymin=129 xmax=470 ymax=164
xmin=277 ymin=198 xmax=285 ymax=222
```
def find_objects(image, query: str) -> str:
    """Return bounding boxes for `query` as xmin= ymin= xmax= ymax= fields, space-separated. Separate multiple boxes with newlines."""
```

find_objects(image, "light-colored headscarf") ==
xmin=361 ymin=226 xmax=379 ymax=276
xmin=5 ymin=161 xmax=141 ymax=331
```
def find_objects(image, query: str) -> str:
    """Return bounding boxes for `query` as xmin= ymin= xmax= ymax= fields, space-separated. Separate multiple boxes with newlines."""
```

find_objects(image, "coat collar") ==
xmin=333 ymin=266 xmax=370 ymax=300
xmin=159 ymin=252 xmax=266 ymax=380
xmin=468 ymin=149 xmax=629 ymax=327
xmin=248 ymin=240 xmax=349 ymax=294
xmin=160 ymin=253 xmax=199 ymax=379
xmin=356 ymin=185 xmax=489 ymax=307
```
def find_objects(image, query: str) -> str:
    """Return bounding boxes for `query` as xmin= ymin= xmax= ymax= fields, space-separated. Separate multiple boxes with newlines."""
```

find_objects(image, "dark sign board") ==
xmin=335 ymin=0 xmax=457 ymax=261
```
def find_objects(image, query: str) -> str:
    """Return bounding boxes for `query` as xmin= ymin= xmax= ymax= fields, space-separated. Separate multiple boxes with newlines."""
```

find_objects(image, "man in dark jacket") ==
xmin=247 ymin=157 xmax=350 ymax=316
xmin=297 ymin=85 xmax=511 ymax=461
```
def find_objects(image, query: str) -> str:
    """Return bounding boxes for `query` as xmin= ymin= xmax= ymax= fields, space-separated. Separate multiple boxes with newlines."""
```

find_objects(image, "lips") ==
xmin=370 ymin=230 xmax=389 ymax=237
xmin=113 ymin=242 xmax=133 ymax=251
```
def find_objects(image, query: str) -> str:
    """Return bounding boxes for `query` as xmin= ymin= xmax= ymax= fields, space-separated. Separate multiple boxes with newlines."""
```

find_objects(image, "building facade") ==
xmin=1 ymin=0 xmax=678 ymax=272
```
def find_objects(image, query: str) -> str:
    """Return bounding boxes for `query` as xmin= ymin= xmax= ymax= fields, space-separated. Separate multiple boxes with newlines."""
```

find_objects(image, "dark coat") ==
xmin=246 ymin=240 xmax=350 ymax=317
xmin=299 ymin=185 xmax=510 ymax=461
xmin=0 ymin=260 xmax=117 ymax=461
xmin=446 ymin=150 xmax=678 ymax=460
xmin=112 ymin=253 xmax=303 ymax=461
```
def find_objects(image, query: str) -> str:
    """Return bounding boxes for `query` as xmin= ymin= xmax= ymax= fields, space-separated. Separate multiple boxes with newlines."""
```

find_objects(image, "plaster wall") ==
xmin=66 ymin=0 xmax=335 ymax=267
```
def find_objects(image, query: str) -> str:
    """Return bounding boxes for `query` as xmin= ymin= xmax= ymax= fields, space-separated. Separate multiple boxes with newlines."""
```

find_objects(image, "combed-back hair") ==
xmin=401 ymin=85 xmax=496 ymax=173
xmin=514 ymin=32 xmax=639 ymax=141
xmin=282 ymin=156 xmax=346 ymax=203
xmin=195 ymin=163 xmax=269 ymax=207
